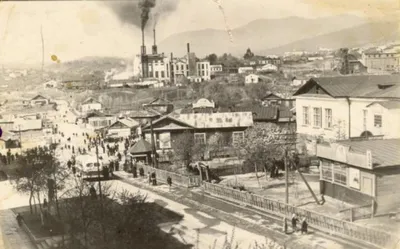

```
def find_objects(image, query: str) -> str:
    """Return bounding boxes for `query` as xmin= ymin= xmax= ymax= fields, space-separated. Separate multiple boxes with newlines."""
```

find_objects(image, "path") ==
xmin=109 ymin=179 xmax=270 ymax=249
xmin=0 ymin=209 xmax=36 ymax=249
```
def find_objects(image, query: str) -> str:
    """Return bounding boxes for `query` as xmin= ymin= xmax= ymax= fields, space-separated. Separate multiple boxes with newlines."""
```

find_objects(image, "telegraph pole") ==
xmin=94 ymin=137 xmax=106 ymax=241
xmin=149 ymin=119 xmax=158 ymax=168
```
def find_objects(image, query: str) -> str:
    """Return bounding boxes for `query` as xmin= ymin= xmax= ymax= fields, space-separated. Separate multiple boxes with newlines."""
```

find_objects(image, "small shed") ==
xmin=245 ymin=74 xmax=259 ymax=84
xmin=129 ymin=139 xmax=154 ymax=165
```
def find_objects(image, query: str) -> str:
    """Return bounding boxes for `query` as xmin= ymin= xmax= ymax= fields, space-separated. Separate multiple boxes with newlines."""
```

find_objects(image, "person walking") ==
xmin=167 ymin=176 xmax=172 ymax=190
xmin=283 ymin=217 xmax=288 ymax=234
xmin=109 ymin=161 xmax=114 ymax=173
xmin=291 ymin=213 xmax=298 ymax=232
xmin=67 ymin=160 xmax=72 ymax=169
xmin=16 ymin=213 xmax=24 ymax=227
xmin=115 ymin=160 xmax=119 ymax=171
xmin=301 ymin=217 xmax=308 ymax=234
xmin=148 ymin=172 xmax=152 ymax=185
xmin=117 ymin=152 xmax=122 ymax=162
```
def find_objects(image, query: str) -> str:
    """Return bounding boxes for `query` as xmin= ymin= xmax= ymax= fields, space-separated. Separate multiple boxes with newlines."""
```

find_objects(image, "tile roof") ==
xmin=338 ymin=139 xmax=400 ymax=168
xmin=177 ymin=112 xmax=253 ymax=129
xmin=367 ymin=101 xmax=400 ymax=109
xmin=295 ymin=75 xmax=400 ymax=98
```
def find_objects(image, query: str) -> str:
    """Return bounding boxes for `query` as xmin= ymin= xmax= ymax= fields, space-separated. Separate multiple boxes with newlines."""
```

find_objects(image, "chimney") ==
xmin=152 ymin=29 xmax=158 ymax=55
xmin=187 ymin=43 xmax=190 ymax=53
xmin=141 ymin=29 xmax=146 ymax=55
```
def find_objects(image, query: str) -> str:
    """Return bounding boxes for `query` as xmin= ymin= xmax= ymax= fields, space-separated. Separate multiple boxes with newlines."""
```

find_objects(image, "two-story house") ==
xmin=294 ymin=75 xmax=400 ymax=154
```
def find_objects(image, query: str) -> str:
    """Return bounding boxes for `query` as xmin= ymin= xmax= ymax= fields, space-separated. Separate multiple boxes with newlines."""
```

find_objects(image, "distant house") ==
xmin=143 ymin=98 xmax=174 ymax=116
xmin=261 ymin=93 xmax=295 ymax=108
xmin=28 ymin=95 xmax=50 ymax=106
xmin=210 ymin=65 xmax=223 ymax=75
xmin=10 ymin=118 xmax=44 ymax=143
xmin=238 ymin=67 xmax=254 ymax=74
xmin=256 ymin=64 xmax=278 ymax=73
xmin=317 ymin=139 xmax=400 ymax=216
xmin=0 ymin=131 xmax=20 ymax=150
xmin=234 ymin=105 xmax=295 ymax=129
xmin=85 ymin=111 xmax=117 ymax=131
xmin=105 ymin=117 xmax=139 ymax=138
xmin=80 ymin=97 xmax=103 ymax=114
xmin=291 ymin=77 xmax=307 ymax=87
xmin=245 ymin=74 xmax=259 ymax=84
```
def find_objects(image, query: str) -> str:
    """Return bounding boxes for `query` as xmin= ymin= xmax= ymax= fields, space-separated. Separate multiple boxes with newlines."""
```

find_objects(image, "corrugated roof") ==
xmin=338 ymin=139 xmax=400 ymax=168
xmin=129 ymin=139 xmax=152 ymax=155
xmin=234 ymin=106 xmax=277 ymax=121
xmin=177 ymin=112 xmax=253 ymax=128
xmin=295 ymin=75 xmax=400 ymax=98
xmin=367 ymin=101 xmax=400 ymax=109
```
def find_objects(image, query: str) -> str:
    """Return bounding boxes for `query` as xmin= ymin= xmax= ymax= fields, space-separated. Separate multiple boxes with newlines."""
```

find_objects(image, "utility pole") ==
xmin=18 ymin=125 xmax=22 ymax=153
xmin=94 ymin=137 xmax=106 ymax=242
xmin=284 ymin=148 xmax=289 ymax=204
xmin=149 ymin=119 xmax=158 ymax=168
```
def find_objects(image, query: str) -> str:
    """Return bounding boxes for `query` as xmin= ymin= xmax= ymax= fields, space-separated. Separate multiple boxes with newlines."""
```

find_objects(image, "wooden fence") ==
xmin=340 ymin=203 xmax=373 ymax=222
xmin=139 ymin=165 xmax=201 ymax=188
xmin=203 ymin=182 xmax=399 ymax=248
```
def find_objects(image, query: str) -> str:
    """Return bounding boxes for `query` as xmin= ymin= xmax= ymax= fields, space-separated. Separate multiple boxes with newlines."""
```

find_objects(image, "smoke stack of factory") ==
xmin=187 ymin=43 xmax=196 ymax=76
xmin=152 ymin=29 xmax=158 ymax=55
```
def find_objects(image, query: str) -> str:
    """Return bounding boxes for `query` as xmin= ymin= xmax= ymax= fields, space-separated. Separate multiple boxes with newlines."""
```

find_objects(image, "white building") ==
xmin=245 ymin=74 xmax=259 ymax=84
xmin=80 ymin=98 xmax=102 ymax=114
xmin=256 ymin=64 xmax=278 ymax=73
xmin=106 ymin=117 xmax=139 ymax=138
xmin=210 ymin=65 xmax=223 ymax=75
xmin=86 ymin=112 xmax=116 ymax=130
xmin=293 ymin=75 xmax=400 ymax=154
xmin=238 ymin=67 xmax=254 ymax=74
xmin=196 ymin=61 xmax=211 ymax=81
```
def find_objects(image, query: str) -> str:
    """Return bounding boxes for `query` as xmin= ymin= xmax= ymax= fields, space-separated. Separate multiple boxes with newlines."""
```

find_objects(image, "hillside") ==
xmin=47 ymin=56 xmax=129 ymax=75
xmin=262 ymin=21 xmax=400 ymax=55
xmin=158 ymin=15 xmax=367 ymax=57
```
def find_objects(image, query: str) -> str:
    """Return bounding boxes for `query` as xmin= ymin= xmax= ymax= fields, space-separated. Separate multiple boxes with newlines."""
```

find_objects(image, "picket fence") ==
xmin=203 ymin=182 xmax=400 ymax=249
xmin=139 ymin=165 xmax=201 ymax=188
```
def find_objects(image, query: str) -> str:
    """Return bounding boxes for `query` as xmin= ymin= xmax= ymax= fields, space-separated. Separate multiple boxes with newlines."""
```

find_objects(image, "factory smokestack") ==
xmin=152 ymin=28 xmax=158 ymax=55
xmin=187 ymin=43 xmax=190 ymax=53
xmin=141 ymin=29 xmax=146 ymax=55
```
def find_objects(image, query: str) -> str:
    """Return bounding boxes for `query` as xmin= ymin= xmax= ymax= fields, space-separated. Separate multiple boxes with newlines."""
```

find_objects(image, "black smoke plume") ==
xmin=104 ymin=0 xmax=179 ymax=30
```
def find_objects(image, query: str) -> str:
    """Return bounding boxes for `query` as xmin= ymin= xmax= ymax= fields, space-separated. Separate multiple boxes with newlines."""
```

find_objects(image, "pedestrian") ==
xmin=16 ymin=213 xmax=24 ymax=227
xmin=151 ymin=172 xmax=157 ymax=186
xmin=72 ymin=146 xmax=75 ymax=154
xmin=109 ymin=164 xmax=114 ymax=177
xmin=148 ymin=172 xmax=151 ymax=185
xmin=102 ymin=146 xmax=105 ymax=154
xmin=72 ymin=166 xmax=76 ymax=175
xmin=78 ymin=147 xmax=81 ymax=154
xmin=291 ymin=213 xmax=298 ymax=232
xmin=115 ymin=160 xmax=119 ymax=171
xmin=68 ymin=145 xmax=71 ymax=150
xmin=283 ymin=217 xmax=288 ymax=234
xmin=84 ymin=139 xmax=86 ymax=144
xmin=167 ymin=176 xmax=172 ymax=189
xmin=117 ymin=152 xmax=122 ymax=161
xmin=132 ymin=165 xmax=137 ymax=178
xmin=301 ymin=217 xmax=308 ymax=234
xmin=139 ymin=167 xmax=144 ymax=177
xmin=67 ymin=160 xmax=72 ymax=169
xmin=109 ymin=161 xmax=114 ymax=172
xmin=43 ymin=198 xmax=48 ymax=209
xmin=90 ymin=185 xmax=97 ymax=199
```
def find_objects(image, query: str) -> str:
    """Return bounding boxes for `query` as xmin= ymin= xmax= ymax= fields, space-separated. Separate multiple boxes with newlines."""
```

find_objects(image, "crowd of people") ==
xmin=283 ymin=213 xmax=308 ymax=235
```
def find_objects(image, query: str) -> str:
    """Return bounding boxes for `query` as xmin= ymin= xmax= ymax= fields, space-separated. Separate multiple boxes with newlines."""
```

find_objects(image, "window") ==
xmin=202 ymin=64 xmax=205 ymax=69
xmin=186 ymin=65 xmax=189 ymax=70
xmin=333 ymin=163 xmax=347 ymax=185
xmin=363 ymin=110 xmax=368 ymax=130
xmin=325 ymin=108 xmax=332 ymax=128
xmin=321 ymin=160 xmax=332 ymax=181
xmin=313 ymin=107 xmax=322 ymax=127
xmin=194 ymin=133 xmax=206 ymax=145
xmin=155 ymin=71 xmax=159 ymax=78
xmin=181 ymin=65 xmax=184 ymax=71
xmin=232 ymin=131 xmax=244 ymax=145
xmin=161 ymin=71 xmax=165 ymax=78
xmin=159 ymin=132 xmax=171 ymax=149
xmin=302 ymin=106 xmax=309 ymax=125
xmin=374 ymin=115 xmax=382 ymax=127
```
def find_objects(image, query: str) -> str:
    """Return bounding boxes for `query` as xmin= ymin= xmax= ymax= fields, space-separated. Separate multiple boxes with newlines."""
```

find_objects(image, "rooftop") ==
xmin=367 ymin=100 xmax=400 ymax=109
xmin=294 ymin=75 xmax=400 ymax=99
xmin=338 ymin=139 xmax=400 ymax=168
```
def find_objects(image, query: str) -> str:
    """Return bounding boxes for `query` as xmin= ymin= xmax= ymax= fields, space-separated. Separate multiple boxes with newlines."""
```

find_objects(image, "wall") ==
xmin=320 ymin=181 xmax=372 ymax=205
xmin=365 ymin=103 xmax=400 ymax=138
xmin=375 ymin=167 xmax=400 ymax=215
xmin=363 ymin=53 xmax=400 ymax=73
xmin=295 ymin=95 xmax=349 ymax=140
xmin=149 ymin=57 xmax=170 ymax=81
xmin=196 ymin=61 xmax=211 ymax=81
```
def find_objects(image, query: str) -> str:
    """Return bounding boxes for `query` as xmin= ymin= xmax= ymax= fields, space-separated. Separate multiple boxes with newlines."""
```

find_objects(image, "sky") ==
xmin=0 ymin=0 xmax=398 ymax=66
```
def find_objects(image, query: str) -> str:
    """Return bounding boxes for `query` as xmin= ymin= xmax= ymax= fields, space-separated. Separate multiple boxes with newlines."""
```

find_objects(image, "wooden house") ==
xmin=317 ymin=139 xmax=400 ymax=216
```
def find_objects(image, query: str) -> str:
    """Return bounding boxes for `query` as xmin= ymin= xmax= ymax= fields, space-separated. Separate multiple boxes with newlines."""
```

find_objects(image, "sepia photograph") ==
xmin=0 ymin=0 xmax=399 ymax=248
